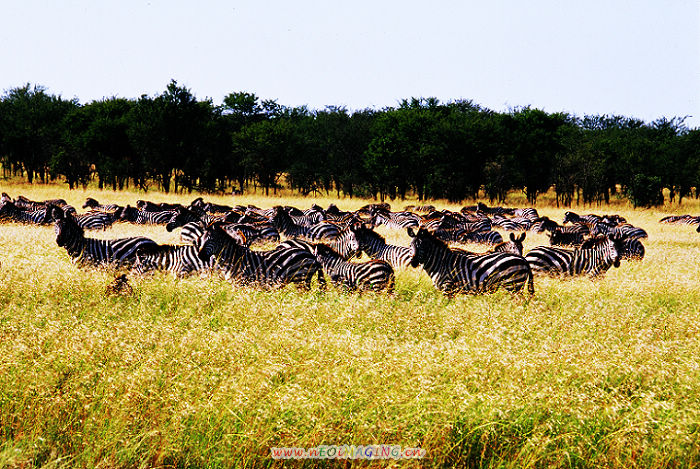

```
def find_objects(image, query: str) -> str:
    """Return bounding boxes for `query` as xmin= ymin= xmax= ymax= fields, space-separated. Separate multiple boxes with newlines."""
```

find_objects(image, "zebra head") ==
xmin=82 ymin=197 xmax=100 ymax=209
xmin=351 ymin=223 xmax=384 ymax=253
xmin=166 ymin=206 xmax=198 ymax=232
xmin=407 ymin=227 xmax=436 ymax=268
xmin=530 ymin=216 xmax=557 ymax=233
xmin=51 ymin=206 xmax=83 ymax=247
xmin=119 ymin=205 xmax=139 ymax=222
xmin=197 ymin=222 xmax=241 ymax=263
xmin=334 ymin=226 xmax=360 ymax=258
xmin=581 ymin=234 xmax=623 ymax=269
xmin=500 ymin=232 xmax=525 ymax=256
xmin=562 ymin=211 xmax=580 ymax=224
xmin=610 ymin=233 xmax=625 ymax=268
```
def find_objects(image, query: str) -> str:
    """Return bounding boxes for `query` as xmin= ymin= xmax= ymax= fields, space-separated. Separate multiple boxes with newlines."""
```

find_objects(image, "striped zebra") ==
xmin=514 ymin=207 xmax=539 ymax=220
xmin=51 ymin=206 xmax=157 ymax=267
xmin=270 ymin=206 xmax=314 ymax=239
xmin=136 ymin=200 xmax=182 ymax=212
xmin=197 ymin=222 xmax=325 ymax=289
xmin=453 ymin=233 xmax=526 ymax=257
xmin=620 ymin=238 xmax=645 ymax=260
xmin=0 ymin=201 xmax=53 ymax=224
xmin=592 ymin=223 xmax=648 ymax=240
xmin=548 ymin=229 xmax=585 ymax=247
xmin=490 ymin=215 xmax=530 ymax=231
xmin=660 ymin=215 xmax=700 ymax=225
xmin=352 ymin=225 xmax=413 ymax=269
xmin=457 ymin=230 xmax=503 ymax=246
xmin=276 ymin=224 xmax=359 ymax=260
xmin=13 ymin=195 xmax=67 ymax=211
xmin=120 ymin=205 xmax=175 ymax=224
xmin=312 ymin=243 xmax=394 ymax=292
xmin=530 ymin=217 xmax=589 ymax=235
xmin=370 ymin=207 xmax=421 ymax=229
xmin=563 ymin=211 xmax=602 ymax=227
xmin=525 ymin=234 xmax=624 ymax=278
xmin=407 ymin=227 xmax=534 ymax=296
xmin=133 ymin=243 xmax=211 ymax=276
xmin=82 ymin=197 xmax=120 ymax=211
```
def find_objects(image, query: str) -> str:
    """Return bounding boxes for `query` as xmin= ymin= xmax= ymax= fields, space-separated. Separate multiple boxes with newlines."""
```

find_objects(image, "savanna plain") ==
xmin=0 ymin=182 xmax=699 ymax=468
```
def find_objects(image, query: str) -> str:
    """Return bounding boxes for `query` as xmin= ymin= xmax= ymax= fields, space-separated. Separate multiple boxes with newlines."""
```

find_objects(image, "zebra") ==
xmin=120 ymin=205 xmax=176 ymax=224
xmin=276 ymin=224 xmax=359 ymax=260
xmin=513 ymin=207 xmax=539 ymax=220
xmin=312 ymin=243 xmax=395 ymax=292
xmin=548 ymin=229 xmax=585 ymax=247
xmin=619 ymin=238 xmax=645 ymax=260
xmin=453 ymin=233 xmax=526 ymax=257
xmin=189 ymin=197 xmax=232 ymax=214
xmin=51 ymin=206 xmax=157 ymax=267
xmin=351 ymin=224 xmax=413 ymax=269
xmin=82 ymin=197 xmax=121 ymax=211
xmin=13 ymin=195 xmax=67 ymax=211
xmin=269 ymin=206 xmax=314 ymax=239
xmin=407 ymin=227 xmax=534 ymax=296
xmin=660 ymin=215 xmax=700 ymax=225
xmin=370 ymin=207 xmax=421 ymax=229
xmin=525 ymin=234 xmax=624 ymax=278
xmin=563 ymin=211 xmax=602 ymax=227
xmin=133 ymin=243 xmax=211 ymax=276
xmin=490 ymin=215 xmax=530 ymax=231
xmin=592 ymin=223 xmax=648 ymax=240
xmin=197 ymin=222 xmax=325 ymax=289
xmin=72 ymin=210 xmax=120 ymax=231
xmin=457 ymin=230 xmax=504 ymax=246
xmin=530 ymin=217 xmax=589 ymax=235
xmin=0 ymin=201 xmax=53 ymax=224
xmin=136 ymin=200 xmax=182 ymax=212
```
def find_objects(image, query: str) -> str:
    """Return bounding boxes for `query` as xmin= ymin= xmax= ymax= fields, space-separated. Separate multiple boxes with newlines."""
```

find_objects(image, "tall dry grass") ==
xmin=0 ymin=180 xmax=699 ymax=468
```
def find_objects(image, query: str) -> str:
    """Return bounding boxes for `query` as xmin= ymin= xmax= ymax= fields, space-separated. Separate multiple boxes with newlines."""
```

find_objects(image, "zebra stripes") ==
xmin=352 ymin=225 xmax=413 ymax=269
xmin=133 ymin=244 xmax=211 ymax=276
xmin=0 ymin=201 xmax=53 ymax=224
xmin=120 ymin=205 xmax=175 ymax=224
xmin=525 ymin=234 xmax=624 ymax=277
xmin=51 ymin=207 xmax=157 ymax=267
xmin=407 ymin=227 xmax=534 ymax=295
xmin=197 ymin=222 xmax=325 ymax=289
xmin=313 ymin=243 xmax=394 ymax=292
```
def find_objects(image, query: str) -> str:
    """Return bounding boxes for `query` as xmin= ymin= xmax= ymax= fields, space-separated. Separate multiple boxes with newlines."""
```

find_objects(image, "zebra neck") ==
xmin=362 ymin=238 xmax=387 ymax=258
xmin=421 ymin=245 xmax=453 ymax=277
xmin=64 ymin=234 xmax=87 ymax=258
xmin=318 ymin=255 xmax=343 ymax=271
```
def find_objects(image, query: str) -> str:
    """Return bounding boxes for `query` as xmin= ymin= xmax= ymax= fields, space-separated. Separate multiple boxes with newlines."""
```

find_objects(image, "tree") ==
xmin=0 ymin=84 xmax=75 ymax=183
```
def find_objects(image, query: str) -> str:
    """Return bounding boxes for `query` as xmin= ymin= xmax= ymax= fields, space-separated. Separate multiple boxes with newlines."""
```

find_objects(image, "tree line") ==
xmin=0 ymin=80 xmax=698 ymax=207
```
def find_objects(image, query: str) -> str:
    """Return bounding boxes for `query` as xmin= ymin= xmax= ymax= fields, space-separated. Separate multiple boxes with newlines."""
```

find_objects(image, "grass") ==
xmin=1 ymin=180 xmax=700 ymax=468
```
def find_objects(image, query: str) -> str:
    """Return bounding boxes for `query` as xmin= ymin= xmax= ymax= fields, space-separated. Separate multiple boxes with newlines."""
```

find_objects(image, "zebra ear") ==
xmin=407 ymin=227 xmax=416 ymax=238
xmin=518 ymin=233 xmax=526 ymax=242
xmin=510 ymin=233 xmax=515 ymax=241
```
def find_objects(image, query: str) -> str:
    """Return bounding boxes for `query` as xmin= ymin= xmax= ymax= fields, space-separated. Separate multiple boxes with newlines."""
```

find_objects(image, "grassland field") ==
xmin=0 ymin=181 xmax=699 ymax=468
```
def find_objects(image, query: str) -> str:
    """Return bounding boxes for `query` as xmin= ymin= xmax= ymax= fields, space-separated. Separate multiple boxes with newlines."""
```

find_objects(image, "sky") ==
xmin=2 ymin=0 xmax=699 ymax=127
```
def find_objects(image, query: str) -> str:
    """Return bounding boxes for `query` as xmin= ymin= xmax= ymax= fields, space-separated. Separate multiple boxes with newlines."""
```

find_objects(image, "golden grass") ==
xmin=1 ymin=180 xmax=700 ymax=468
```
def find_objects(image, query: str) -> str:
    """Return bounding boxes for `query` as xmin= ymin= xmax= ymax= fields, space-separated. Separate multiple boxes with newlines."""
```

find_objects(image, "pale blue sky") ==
xmin=2 ymin=0 xmax=699 ymax=127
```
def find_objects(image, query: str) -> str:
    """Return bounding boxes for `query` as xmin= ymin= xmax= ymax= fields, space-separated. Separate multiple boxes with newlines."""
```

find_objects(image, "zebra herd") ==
xmin=0 ymin=193 xmax=653 ymax=296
